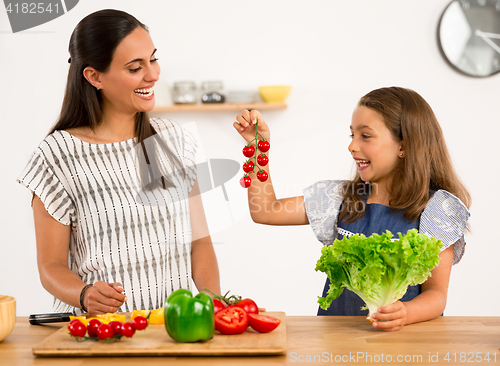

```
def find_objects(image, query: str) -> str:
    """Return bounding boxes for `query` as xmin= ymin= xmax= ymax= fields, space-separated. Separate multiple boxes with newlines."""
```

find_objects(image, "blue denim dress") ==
xmin=303 ymin=180 xmax=470 ymax=317
xmin=317 ymin=203 xmax=420 ymax=316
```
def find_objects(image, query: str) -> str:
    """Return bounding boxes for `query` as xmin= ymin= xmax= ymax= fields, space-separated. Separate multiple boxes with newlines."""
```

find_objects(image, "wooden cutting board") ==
xmin=32 ymin=311 xmax=286 ymax=356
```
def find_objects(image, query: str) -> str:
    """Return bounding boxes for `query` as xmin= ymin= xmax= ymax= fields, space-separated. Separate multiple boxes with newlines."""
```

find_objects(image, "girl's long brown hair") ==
xmin=47 ymin=9 xmax=184 ymax=190
xmin=339 ymin=87 xmax=471 ymax=224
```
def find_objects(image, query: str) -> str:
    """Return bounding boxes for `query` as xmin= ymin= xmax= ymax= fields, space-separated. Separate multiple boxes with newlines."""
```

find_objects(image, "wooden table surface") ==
xmin=1 ymin=316 xmax=499 ymax=365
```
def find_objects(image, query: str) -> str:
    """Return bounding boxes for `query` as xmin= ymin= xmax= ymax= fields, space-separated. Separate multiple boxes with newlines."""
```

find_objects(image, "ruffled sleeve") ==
xmin=303 ymin=180 xmax=345 ymax=245
xmin=16 ymin=150 xmax=75 ymax=225
xmin=419 ymin=190 xmax=470 ymax=265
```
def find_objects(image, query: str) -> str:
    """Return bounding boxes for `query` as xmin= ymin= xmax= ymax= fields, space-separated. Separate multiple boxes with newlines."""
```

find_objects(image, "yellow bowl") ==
xmin=258 ymin=85 xmax=292 ymax=103
xmin=0 ymin=295 xmax=16 ymax=342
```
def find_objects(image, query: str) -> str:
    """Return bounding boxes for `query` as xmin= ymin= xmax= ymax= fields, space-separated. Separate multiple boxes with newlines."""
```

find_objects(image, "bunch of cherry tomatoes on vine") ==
xmin=239 ymin=117 xmax=270 ymax=188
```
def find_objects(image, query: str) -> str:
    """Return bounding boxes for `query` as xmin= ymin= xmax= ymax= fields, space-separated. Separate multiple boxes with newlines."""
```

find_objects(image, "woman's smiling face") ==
xmin=98 ymin=26 xmax=160 ymax=115
xmin=348 ymin=105 xmax=403 ymax=186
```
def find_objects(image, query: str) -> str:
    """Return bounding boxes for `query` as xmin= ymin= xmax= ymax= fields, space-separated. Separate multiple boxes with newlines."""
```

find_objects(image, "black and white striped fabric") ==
xmin=17 ymin=118 xmax=197 ymax=314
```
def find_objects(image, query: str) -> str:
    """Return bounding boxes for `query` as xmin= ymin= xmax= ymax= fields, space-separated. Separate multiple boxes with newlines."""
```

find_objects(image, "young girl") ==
xmin=233 ymin=87 xmax=471 ymax=332
xmin=17 ymin=10 xmax=220 ymax=315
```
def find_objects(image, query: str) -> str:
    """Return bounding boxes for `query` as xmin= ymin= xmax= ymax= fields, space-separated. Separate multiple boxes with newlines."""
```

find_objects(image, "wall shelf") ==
xmin=152 ymin=102 xmax=287 ymax=112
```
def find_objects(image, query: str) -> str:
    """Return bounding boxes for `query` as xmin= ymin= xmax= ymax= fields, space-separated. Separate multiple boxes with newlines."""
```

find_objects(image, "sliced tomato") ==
xmin=248 ymin=313 xmax=281 ymax=333
xmin=214 ymin=306 xmax=248 ymax=335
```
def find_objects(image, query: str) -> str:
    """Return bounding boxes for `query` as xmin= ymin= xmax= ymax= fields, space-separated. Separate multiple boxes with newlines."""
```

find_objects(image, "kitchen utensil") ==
xmin=29 ymin=312 xmax=73 ymax=325
xmin=0 ymin=295 xmax=16 ymax=342
xmin=33 ymin=311 xmax=286 ymax=356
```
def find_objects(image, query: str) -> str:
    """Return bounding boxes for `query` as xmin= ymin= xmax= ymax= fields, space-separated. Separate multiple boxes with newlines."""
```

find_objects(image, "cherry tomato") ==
xmin=121 ymin=322 xmax=136 ymax=337
xmin=214 ymin=306 xmax=248 ymax=335
xmin=240 ymin=176 xmax=251 ymax=188
xmin=213 ymin=298 xmax=227 ymax=314
xmin=68 ymin=320 xmax=86 ymax=337
xmin=248 ymin=313 xmax=281 ymax=333
xmin=235 ymin=298 xmax=258 ymax=315
xmin=242 ymin=160 xmax=254 ymax=173
xmin=256 ymin=170 xmax=268 ymax=182
xmin=97 ymin=323 xmax=113 ymax=340
xmin=108 ymin=321 xmax=123 ymax=336
xmin=132 ymin=316 xmax=148 ymax=331
xmin=258 ymin=140 xmax=270 ymax=153
xmin=257 ymin=154 xmax=268 ymax=166
xmin=68 ymin=319 xmax=82 ymax=332
xmin=242 ymin=145 xmax=255 ymax=158
xmin=87 ymin=319 xmax=102 ymax=338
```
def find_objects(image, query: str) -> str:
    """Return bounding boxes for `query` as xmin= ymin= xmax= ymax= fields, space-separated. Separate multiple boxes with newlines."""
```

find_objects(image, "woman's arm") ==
xmin=371 ymin=245 xmax=454 ymax=331
xmin=233 ymin=110 xmax=309 ymax=226
xmin=32 ymin=193 xmax=125 ymax=314
xmin=189 ymin=179 xmax=221 ymax=295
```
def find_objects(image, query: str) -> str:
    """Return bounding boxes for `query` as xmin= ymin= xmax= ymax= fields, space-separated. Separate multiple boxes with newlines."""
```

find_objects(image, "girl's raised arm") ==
xmin=233 ymin=110 xmax=309 ymax=226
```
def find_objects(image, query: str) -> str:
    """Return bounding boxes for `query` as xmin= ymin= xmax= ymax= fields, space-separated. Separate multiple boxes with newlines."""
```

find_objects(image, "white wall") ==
xmin=1 ymin=0 xmax=498 ymax=317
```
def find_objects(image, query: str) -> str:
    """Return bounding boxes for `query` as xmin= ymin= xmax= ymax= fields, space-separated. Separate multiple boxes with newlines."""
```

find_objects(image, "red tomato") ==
xmin=240 ymin=176 xmax=251 ymax=188
xmin=257 ymin=154 xmax=268 ymax=166
xmin=214 ymin=307 xmax=248 ymax=335
xmin=256 ymin=170 xmax=268 ymax=182
xmin=108 ymin=321 xmax=123 ymax=336
xmin=68 ymin=320 xmax=86 ymax=337
xmin=258 ymin=140 xmax=270 ymax=153
xmin=242 ymin=160 xmax=254 ymax=173
xmin=121 ymin=322 xmax=136 ymax=337
xmin=68 ymin=319 xmax=81 ymax=328
xmin=213 ymin=298 xmax=227 ymax=314
xmin=242 ymin=145 xmax=255 ymax=158
xmin=68 ymin=319 xmax=82 ymax=333
xmin=132 ymin=316 xmax=148 ymax=331
xmin=87 ymin=319 xmax=102 ymax=338
xmin=97 ymin=324 xmax=113 ymax=340
xmin=235 ymin=298 xmax=258 ymax=315
xmin=248 ymin=313 xmax=281 ymax=333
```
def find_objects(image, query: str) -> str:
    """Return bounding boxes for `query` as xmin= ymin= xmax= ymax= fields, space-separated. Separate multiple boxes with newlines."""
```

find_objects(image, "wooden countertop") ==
xmin=1 ymin=316 xmax=499 ymax=365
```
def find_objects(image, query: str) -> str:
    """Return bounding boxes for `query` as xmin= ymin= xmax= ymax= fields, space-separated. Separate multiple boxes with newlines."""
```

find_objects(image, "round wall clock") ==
xmin=438 ymin=0 xmax=500 ymax=77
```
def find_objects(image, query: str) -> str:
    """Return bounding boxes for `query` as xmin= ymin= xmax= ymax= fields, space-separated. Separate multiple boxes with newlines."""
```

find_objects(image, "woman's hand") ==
xmin=233 ymin=110 xmax=270 ymax=144
xmin=371 ymin=301 xmax=407 ymax=332
xmin=84 ymin=281 xmax=127 ymax=315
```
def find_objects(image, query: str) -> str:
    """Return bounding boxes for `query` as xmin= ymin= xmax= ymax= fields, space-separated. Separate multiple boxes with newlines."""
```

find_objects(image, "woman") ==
xmin=17 ymin=9 xmax=220 ymax=315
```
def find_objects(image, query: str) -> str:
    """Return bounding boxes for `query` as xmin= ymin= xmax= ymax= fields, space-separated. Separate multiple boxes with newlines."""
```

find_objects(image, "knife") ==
xmin=29 ymin=312 xmax=74 ymax=325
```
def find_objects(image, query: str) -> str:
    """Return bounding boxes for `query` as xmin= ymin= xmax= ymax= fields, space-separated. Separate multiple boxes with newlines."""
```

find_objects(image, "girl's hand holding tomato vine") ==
xmin=233 ymin=110 xmax=270 ymax=144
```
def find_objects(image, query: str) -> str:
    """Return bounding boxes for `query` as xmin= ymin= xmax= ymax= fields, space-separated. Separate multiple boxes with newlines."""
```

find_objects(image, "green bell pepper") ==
xmin=164 ymin=288 xmax=214 ymax=343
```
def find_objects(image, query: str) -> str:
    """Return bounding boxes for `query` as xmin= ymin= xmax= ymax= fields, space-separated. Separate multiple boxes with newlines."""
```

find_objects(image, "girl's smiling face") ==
xmin=348 ymin=105 xmax=403 ymax=186
xmin=97 ymin=26 xmax=160 ymax=115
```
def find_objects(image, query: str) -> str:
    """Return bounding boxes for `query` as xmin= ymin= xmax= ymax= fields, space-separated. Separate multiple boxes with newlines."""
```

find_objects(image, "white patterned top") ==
xmin=303 ymin=180 xmax=470 ymax=265
xmin=17 ymin=118 xmax=197 ymax=314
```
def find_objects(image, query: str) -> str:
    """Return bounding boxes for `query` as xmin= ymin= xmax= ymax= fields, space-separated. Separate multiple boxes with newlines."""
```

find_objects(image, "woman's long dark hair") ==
xmin=48 ymin=9 xmax=184 ymax=190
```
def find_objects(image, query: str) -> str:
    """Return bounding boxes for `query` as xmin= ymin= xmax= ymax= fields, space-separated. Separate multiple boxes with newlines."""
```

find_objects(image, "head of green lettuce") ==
xmin=315 ymin=229 xmax=442 ymax=320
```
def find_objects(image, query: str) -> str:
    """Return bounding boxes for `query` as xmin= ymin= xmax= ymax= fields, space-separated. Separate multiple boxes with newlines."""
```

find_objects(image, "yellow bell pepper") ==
xmin=131 ymin=310 xmax=151 ymax=321
xmin=148 ymin=308 xmax=165 ymax=325
xmin=69 ymin=313 xmax=126 ymax=325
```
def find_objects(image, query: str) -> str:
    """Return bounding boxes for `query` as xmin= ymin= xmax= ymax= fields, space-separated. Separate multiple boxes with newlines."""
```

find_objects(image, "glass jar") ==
xmin=173 ymin=81 xmax=197 ymax=104
xmin=201 ymin=81 xmax=225 ymax=104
